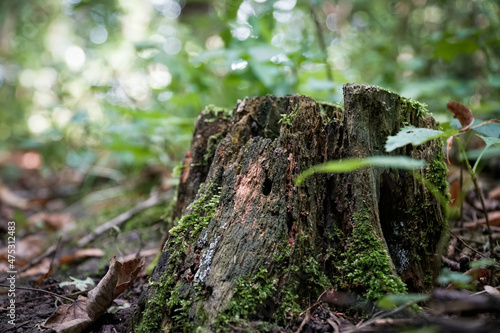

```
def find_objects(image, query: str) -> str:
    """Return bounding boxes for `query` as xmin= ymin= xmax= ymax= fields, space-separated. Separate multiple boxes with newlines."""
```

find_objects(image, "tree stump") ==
xmin=134 ymin=84 xmax=448 ymax=332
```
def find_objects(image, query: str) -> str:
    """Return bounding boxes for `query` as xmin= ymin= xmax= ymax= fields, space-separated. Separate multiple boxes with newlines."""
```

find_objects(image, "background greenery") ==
xmin=1 ymin=0 xmax=499 ymax=175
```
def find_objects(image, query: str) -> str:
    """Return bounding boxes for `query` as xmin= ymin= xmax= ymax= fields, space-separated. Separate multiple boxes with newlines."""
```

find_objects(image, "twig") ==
xmin=342 ymin=301 xmax=415 ymax=333
xmin=326 ymin=310 xmax=341 ymax=333
xmin=0 ymin=284 xmax=74 ymax=302
xmin=78 ymin=189 xmax=173 ymax=247
xmin=455 ymin=137 xmax=495 ymax=261
xmin=299 ymin=289 xmax=327 ymax=317
xmin=4 ymin=320 xmax=30 ymax=332
xmin=310 ymin=4 xmax=334 ymax=84
xmin=449 ymin=230 xmax=492 ymax=260
xmin=295 ymin=312 xmax=310 ymax=333
xmin=17 ymin=243 xmax=58 ymax=274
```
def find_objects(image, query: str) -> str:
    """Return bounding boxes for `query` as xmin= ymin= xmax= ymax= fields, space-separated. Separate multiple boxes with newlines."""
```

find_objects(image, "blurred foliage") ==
xmin=0 ymin=0 xmax=499 ymax=173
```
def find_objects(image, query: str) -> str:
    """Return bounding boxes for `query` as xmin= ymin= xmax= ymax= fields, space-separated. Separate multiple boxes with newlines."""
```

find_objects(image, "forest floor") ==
xmin=1 ymin=152 xmax=500 ymax=333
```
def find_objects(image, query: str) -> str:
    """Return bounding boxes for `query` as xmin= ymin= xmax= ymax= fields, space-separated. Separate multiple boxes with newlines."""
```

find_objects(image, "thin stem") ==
xmin=455 ymin=136 xmax=495 ymax=259
xmin=449 ymin=231 xmax=492 ymax=260
xmin=310 ymin=3 xmax=334 ymax=84
xmin=0 ymin=284 xmax=75 ymax=302
xmin=459 ymin=164 xmax=463 ymax=225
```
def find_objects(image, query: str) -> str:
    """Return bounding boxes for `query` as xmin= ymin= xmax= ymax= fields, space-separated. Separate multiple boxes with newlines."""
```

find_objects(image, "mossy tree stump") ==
xmin=135 ymin=84 xmax=448 ymax=332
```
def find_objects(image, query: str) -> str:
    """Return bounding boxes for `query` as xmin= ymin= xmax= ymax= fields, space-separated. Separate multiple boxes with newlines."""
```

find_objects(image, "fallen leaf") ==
xmin=476 ymin=211 xmax=500 ymax=227
xmin=37 ymin=264 xmax=54 ymax=285
xmin=114 ymin=257 xmax=145 ymax=298
xmin=0 ymin=182 xmax=29 ymax=209
xmin=42 ymin=256 xmax=145 ymax=333
xmin=42 ymin=296 xmax=90 ymax=333
xmin=463 ymin=211 xmax=500 ymax=230
xmin=120 ymin=247 xmax=157 ymax=262
xmin=449 ymin=180 xmax=461 ymax=207
xmin=28 ymin=212 xmax=73 ymax=230
xmin=58 ymin=248 xmax=105 ymax=265
xmin=447 ymin=101 xmax=474 ymax=131
xmin=484 ymin=285 xmax=500 ymax=297
xmin=488 ymin=187 xmax=500 ymax=201
xmin=18 ymin=258 xmax=51 ymax=278
xmin=0 ymin=234 xmax=45 ymax=268
xmin=446 ymin=267 xmax=489 ymax=290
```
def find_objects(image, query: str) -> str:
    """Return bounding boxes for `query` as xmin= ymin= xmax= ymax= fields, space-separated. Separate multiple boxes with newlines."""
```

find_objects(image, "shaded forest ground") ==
xmin=1 ymin=145 xmax=500 ymax=332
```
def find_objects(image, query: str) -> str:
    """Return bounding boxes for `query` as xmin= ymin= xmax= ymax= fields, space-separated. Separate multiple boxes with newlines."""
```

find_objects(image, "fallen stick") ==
xmin=78 ymin=189 xmax=173 ymax=247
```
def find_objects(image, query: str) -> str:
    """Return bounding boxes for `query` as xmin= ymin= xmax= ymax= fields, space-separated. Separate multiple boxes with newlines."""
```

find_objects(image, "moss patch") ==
xmin=340 ymin=206 xmax=407 ymax=301
xmin=216 ymin=268 xmax=278 ymax=327
xmin=136 ymin=184 xmax=221 ymax=333
xmin=278 ymin=104 xmax=298 ymax=126
xmin=201 ymin=104 xmax=233 ymax=121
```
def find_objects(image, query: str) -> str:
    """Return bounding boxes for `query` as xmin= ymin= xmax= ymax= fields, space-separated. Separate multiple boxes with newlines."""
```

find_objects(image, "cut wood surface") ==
xmin=134 ymin=83 xmax=448 ymax=332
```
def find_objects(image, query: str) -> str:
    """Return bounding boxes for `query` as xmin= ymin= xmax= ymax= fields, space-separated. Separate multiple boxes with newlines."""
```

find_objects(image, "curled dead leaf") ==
xmin=447 ymin=101 xmax=474 ymax=131
xmin=42 ymin=256 xmax=145 ymax=333
xmin=58 ymin=248 xmax=105 ymax=265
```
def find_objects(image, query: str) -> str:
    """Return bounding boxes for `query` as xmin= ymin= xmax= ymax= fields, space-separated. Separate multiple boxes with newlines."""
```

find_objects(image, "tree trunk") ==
xmin=134 ymin=84 xmax=448 ymax=332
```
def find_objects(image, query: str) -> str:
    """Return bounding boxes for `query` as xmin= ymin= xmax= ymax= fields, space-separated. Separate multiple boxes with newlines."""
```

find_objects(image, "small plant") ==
xmin=279 ymin=104 xmax=299 ymax=126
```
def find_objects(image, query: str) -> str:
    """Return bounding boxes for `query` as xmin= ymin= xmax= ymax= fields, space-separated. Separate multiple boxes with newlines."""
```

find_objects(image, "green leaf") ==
xmin=470 ymin=258 xmax=498 ymax=269
xmin=385 ymin=126 xmax=450 ymax=152
xmin=59 ymin=276 xmax=95 ymax=291
xmin=437 ymin=268 xmax=472 ymax=287
xmin=378 ymin=293 xmax=429 ymax=310
xmin=295 ymin=156 xmax=426 ymax=186
xmin=471 ymin=136 xmax=500 ymax=173
xmin=450 ymin=119 xmax=500 ymax=138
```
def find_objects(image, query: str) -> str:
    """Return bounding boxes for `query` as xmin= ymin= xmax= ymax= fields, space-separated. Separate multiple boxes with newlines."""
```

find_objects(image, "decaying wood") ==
xmin=134 ymin=84 xmax=448 ymax=332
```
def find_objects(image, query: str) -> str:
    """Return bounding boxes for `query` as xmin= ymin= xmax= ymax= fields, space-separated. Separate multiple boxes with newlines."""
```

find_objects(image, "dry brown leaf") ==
xmin=121 ymin=248 xmax=158 ymax=262
xmin=488 ymin=187 xmax=500 ymax=202
xmin=86 ymin=257 xmax=122 ymax=320
xmin=447 ymin=101 xmax=474 ymax=131
xmin=18 ymin=257 xmax=51 ymax=278
xmin=42 ymin=295 xmax=90 ymax=333
xmin=43 ymin=256 xmax=145 ymax=333
xmin=449 ymin=180 xmax=461 ymax=207
xmin=58 ymin=248 xmax=105 ymax=265
xmin=114 ymin=257 xmax=145 ymax=298
xmin=0 ymin=182 xmax=29 ymax=209
xmin=28 ymin=212 xmax=73 ymax=230
xmin=446 ymin=267 xmax=489 ymax=290
xmin=0 ymin=234 xmax=45 ymax=268
xmin=463 ymin=212 xmax=500 ymax=230
xmin=476 ymin=211 xmax=500 ymax=227
xmin=464 ymin=267 xmax=490 ymax=281
xmin=37 ymin=264 xmax=54 ymax=285
xmin=484 ymin=285 xmax=500 ymax=297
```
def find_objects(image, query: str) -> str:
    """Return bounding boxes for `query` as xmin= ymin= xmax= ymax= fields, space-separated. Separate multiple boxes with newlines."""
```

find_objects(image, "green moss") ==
xmin=203 ymin=132 xmax=224 ymax=164
xmin=201 ymin=104 xmax=233 ymax=121
xmin=215 ymin=268 xmax=278 ymax=328
xmin=278 ymin=104 xmax=298 ymax=126
xmin=427 ymin=157 xmax=450 ymax=200
xmin=375 ymin=85 xmax=429 ymax=119
xmin=136 ymin=184 xmax=221 ymax=333
xmin=169 ymin=185 xmax=221 ymax=240
xmin=340 ymin=206 xmax=407 ymax=301
xmin=400 ymin=96 xmax=429 ymax=119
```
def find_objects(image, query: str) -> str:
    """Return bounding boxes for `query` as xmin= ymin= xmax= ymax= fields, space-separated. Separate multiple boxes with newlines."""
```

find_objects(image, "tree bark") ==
xmin=134 ymin=84 xmax=448 ymax=332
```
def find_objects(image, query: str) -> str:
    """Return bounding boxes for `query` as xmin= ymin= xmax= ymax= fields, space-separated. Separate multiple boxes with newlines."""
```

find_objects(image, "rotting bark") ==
xmin=134 ymin=84 xmax=448 ymax=332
